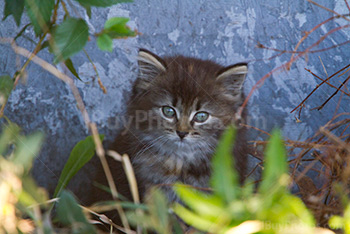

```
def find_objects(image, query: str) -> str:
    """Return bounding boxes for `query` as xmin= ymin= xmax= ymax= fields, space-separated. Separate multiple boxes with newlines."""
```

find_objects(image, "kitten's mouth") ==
xmin=174 ymin=137 xmax=192 ymax=147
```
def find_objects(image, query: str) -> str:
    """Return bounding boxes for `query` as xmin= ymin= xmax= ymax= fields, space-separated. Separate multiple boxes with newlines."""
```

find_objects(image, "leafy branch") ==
xmin=1 ymin=0 xmax=137 ymax=114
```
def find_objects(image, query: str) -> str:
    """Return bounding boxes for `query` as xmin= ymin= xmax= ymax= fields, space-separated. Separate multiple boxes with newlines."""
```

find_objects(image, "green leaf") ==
xmin=175 ymin=184 xmax=224 ymax=219
xmin=52 ymin=18 xmax=89 ymax=63
xmin=126 ymin=189 xmax=171 ymax=233
xmin=84 ymin=5 xmax=92 ymax=18
xmin=64 ymin=58 xmax=82 ymax=81
xmin=259 ymin=129 xmax=288 ymax=195
xmin=104 ymin=17 xmax=136 ymax=38
xmin=329 ymin=216 xmax=344 ymax=230
xmin=18 ymin=177 xmax=48 ymax=206
xmin=53 ymin=135 xmax=104 ymax=198
xmin=210 ymin=127 xmax=239 ymax=203
xmin=0 ymin=122 xmax=20 ymax=156
xmin=173 ymin=204 xmax=219 ymax=233
xmin=3 ymin=0 xmax=25 ymax=26
xmin=74 ymin=0 xmax=132 ymax=7
xmin=13 ymin=132 xmax=44 ymax=170
xmin=57 ymin=191 xmax=95 ymax=233
xmin=24 ymin=0 xmax=54 ymax=35
xmin=0 ymin=75 xmax=14 ymax=101
xmin=97 ymin=33 xmax=113 ymax=52
xmin=147 ymin=189 xmax=170 ymax=233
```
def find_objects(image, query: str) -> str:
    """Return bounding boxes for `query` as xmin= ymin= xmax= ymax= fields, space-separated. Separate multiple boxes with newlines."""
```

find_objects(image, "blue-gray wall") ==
xmin=0 ymin=0 xmax=349 ymax=199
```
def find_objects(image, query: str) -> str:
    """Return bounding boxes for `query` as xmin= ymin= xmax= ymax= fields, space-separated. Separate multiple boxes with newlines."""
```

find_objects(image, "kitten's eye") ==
xmin=193 ymin=112 xmax=209 ymax=123
xmin=162 ymin=106 xmax=176 ymax=118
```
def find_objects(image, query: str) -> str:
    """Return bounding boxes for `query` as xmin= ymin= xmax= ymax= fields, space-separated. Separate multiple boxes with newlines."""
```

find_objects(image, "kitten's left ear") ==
xmin=216 ymin=63 xmax=248 ymax=100
xmin=134 ymin=49 xmax=167 ymax=94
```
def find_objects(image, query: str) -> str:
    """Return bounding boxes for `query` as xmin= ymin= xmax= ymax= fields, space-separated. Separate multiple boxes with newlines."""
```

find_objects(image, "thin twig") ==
xmin=256 ymin=38 xmax=350 ymax=56
xmin=315 ymin=75 xmax=350 ymax=110
xmin=305 ymin=68 xmax=350 ymax=96
xmin=290 ymin=64 xmax=350 ymax=113
xmin=320 ymin=127 xmax=350 ymax=154
xmin=83 ymin=49 xmax=107 ymax=93
xmin=307 ymin=0 xmax=350 ymax=22
xmin=14 ymin=32 xmax=47 ymax=86
xmin=82 ymin=206 xmax=137 ymax=234
xmin=318 ymin=56 xmax=329 ymax=78
xmin=240 ymin=23 xmax=350 ymax=117
xmin=287 ymin=14 xmax=345 ymax=70
xmin=345 ymin=0 xmax=350 ymax=13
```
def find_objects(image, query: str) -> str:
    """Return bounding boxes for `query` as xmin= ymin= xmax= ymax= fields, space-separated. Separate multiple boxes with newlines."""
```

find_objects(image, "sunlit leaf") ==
xmin=210 ymin=127 xmax=239 ymax=203
xmin=175 ymin=184 xmax=224 ymax=219
xmin=97 ymin=33 xmax=113 ymax=52
xmin=104 ymin=17 xmax=136 ymax=38
xmin=57 ymin=191 xmax=95 ymax=233
xmin=52 ymin=18 xmax=89 ymax=63
xmin=53 ymin=135 xmax=104 ymax=198
xmin=147 ymin=189 xmax=171 ymax=233
xmin=73 ymin=0 xmax=132 ymax=7
xmin=24 ymin=0 xmax=54 ymax=35
xmin=329 ymin=216 xmax=344 ymax=230
xmin=3 ymin=0 xmax=25 ymax=26
xmin=329 ymin=204 xmax=350 ymax=234
xmin=259 ymin=129 xmax=287 ymax=195
xmin=173 ymin=204 xmax=219 ymax=233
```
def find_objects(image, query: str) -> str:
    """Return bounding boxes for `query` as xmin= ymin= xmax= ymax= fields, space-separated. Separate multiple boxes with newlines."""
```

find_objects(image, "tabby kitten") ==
xmin=99 ymin=48 xmax=248 ymax=206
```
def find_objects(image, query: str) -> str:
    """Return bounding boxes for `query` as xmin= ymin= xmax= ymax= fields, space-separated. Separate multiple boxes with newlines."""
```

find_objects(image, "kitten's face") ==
xmin=127 ymin=49 xmax=247 ymax=160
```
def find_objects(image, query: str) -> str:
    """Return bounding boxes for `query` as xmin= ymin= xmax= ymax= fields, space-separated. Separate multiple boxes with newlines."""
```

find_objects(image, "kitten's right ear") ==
xmin=216 ymin=63 xmax=248 ymax=101
xmin=135 ymin=49 xmax=167 ymax=92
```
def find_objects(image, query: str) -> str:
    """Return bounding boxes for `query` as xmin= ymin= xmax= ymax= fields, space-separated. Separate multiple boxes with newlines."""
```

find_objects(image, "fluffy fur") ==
xmin=92 ymin=49 xmax=248 ymax=223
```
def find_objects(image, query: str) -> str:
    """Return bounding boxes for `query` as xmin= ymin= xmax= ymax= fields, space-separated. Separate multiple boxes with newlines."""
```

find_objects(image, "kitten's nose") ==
xmin=176 ymin=131 xmax=188 ymax=139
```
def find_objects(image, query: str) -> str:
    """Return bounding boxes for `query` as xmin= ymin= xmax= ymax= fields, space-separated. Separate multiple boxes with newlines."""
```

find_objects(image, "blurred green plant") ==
xmin=0 ymin=121 xmax=345 ymax=233
xmin=171 ymin=128 xmax=332 ymax=234
xmin=328 ymin=184 xmax=350 ymax=234
xmin=126 ymin=188 xmax=184 ymax=234
xmin=0 ymin=121 xmax=45 ymax=233
xmin=0 ymin=121 xmax=99 ymax=233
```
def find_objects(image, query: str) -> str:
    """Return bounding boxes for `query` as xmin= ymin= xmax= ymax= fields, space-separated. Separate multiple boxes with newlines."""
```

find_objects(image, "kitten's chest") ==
xmin=132 ymin=150 xmax=211 ymax=187
xmin=133 ymin=151 xmax=210 ymax=203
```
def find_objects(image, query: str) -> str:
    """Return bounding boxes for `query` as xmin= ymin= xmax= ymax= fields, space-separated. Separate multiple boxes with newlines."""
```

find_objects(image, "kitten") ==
xmin=93 ymin=48 xmax=248 ymax=221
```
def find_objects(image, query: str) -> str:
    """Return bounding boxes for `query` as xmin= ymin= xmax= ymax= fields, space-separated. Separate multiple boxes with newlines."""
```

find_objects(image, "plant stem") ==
xmin=13 ymin=32 xmax=47 ymax=86
xmin=83 ymin=48 xmax=107 ymax=93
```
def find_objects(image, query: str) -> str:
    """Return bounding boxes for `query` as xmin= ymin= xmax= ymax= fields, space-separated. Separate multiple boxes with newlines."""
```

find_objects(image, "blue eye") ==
xmin=162 ymin=106 xmax=176 ymax=118
xmin=193 ymin=112 xmax=209 ymax=123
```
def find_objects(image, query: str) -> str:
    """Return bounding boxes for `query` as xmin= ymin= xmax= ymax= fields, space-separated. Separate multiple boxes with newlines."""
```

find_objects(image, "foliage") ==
xmin=1 ymin=0 xmax=350 ymax=233
xmin=2 ymin=0 xmax=136 ymax=79
xmin=57 ymin=191 xmax=96 ymax=233
xmin=0 ymin=121 xmax=45 ymax=233
xmin=329 ymin=203 xmax=350 ymax=234
xmin=172 ymin=128 xmax=326 ymax=234
xmin=1 ymin=121 xmax=349 ymax=234
xmin=54 ymin=134 xmax=104 ymax=198
xmin=0 ymin=121 xmax=102 ymax=233
xmin=123 ymin=128 xmax=343 ymax=234
xmin=97 ymin=17 xmax=135 ymax=52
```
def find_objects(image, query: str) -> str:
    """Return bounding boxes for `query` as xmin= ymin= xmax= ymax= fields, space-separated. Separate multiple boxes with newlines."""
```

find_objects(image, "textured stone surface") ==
xmin=0 ymin=0 xmax=349 ymax=199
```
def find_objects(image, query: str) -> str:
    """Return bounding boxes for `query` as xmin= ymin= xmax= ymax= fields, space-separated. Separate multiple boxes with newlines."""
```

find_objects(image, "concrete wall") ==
xmin=0 ymin=0 xmax=349 ymax=198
